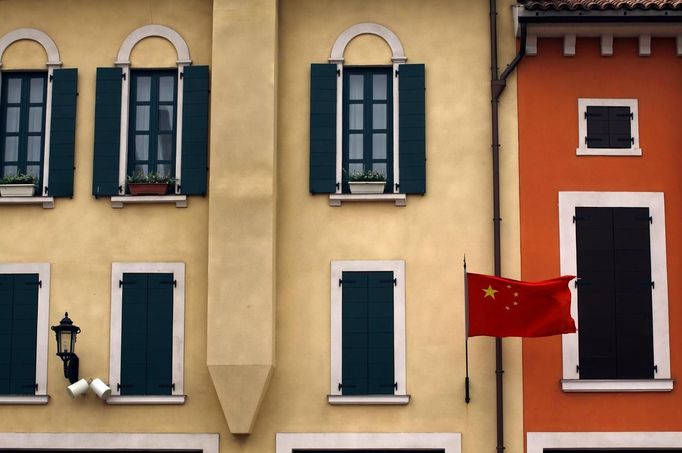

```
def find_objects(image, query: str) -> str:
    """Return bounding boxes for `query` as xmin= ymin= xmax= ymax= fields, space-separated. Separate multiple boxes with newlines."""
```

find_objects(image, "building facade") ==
xmin=0 ymin=1 xmax=523 ymax=453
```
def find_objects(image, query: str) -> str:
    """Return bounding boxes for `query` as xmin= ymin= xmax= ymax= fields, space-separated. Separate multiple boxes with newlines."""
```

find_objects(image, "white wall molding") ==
xmin=277 ymin=433 xmax=461 ymax=453
xmin=576 ymin=98 xmax=641 ymax=156
xmin=601 ymin=34 xmax=613 ymax=56
xmin=116 ymin=24 xmax=191 ymax=65
xmin=329 ymin=23 xmax=406 ymax=63
xmin=639 ymin=34 xmax=652 ymax=56
xmin=563 ymin=34 xmax=576 ymax=56
xmin=0 ymin=28 xmax=61 ymax=67
xmin=528 ymin=432 xmax=682 ymax=453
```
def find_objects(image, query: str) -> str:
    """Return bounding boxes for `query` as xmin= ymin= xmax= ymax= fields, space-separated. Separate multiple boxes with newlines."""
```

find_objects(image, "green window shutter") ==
xmin=180 ymin=65 xmax=209 ymax=195
xmin=309 ymin=63 xmax=337 ymax=194
xmin=398 ymin=64 xmax=426 ymax=194
xmin=92 ymin=67 xmax=122 ymax=197
xmin=0 ymin=274 xmax=38 ymax=395
xmin=48 ymin=68 xmax=78 ymax=197
xmin=341 ymin=271 xmax=394 ymax=395
xmin=145 ymin=273 xmax=174 ymax=395
xmin=120 ymin=273 xmax=148 ymax=395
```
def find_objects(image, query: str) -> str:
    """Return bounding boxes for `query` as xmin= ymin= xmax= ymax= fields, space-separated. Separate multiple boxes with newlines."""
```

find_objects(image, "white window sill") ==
xmin=105 ymin=395 xmax=186 ymax=405
xmin=110 ymin=195 xmax=187 ymax=208
xmin=328 ymin=194 xmax=406 ymax=207
xmin=0 ymin=196 xmax=54 ymax=208
xmin=327 ymin=394 xmax=410 ymax=405
xmin=561 ymin=379 xmax=674 ymax=392
xmin=0 ymin=395 xmax=49 ymax=405
xmin=576 ymin=147 xmax=642 ymax=156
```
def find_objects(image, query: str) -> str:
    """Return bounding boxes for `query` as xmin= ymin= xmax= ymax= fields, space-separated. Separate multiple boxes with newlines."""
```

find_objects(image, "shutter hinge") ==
xmin=118 ymin=280 xmax=123 ymax=288
xmin=43 ymin=186 xmax=48 ymax=195
xmin=173 ymin=279 xmax=177 ymax=288
xmin=393 ymin=278 xmax=397 ymax=286
xmin=584 ymin=136 xmax=589 ymax=145
xmin=649 ymin=216 xmax=653 ymax=224
xmin=159 ymin=383 xmax=176 ymax=390
xmin=576 ymin=365 xmax=580 ymax=374
xmin=574 ymin=278 xmax=580 ymax=288
xmin=338 ymin=279 xmax=343 ymax=287
xmin=336 ymin=69 xmax=341 ymax=76
xmin=117 ymin=383 xmax=121 ymax=391
xmin=338 ymin=383 xmax=342 ymax=391
xmin=122 ymin=72 xmax=126 ymax=81
xmin=395 ymin=183 xmax=399 ymax=191
xmin=583 ymin=111 xmax=587 ymax=119
xmin=49 ymin=74 xmax=53 ymax=82
xmin=35 ymin=383 xmax=38 ymax=391
xmin=118 ymin=185 xmax=124 ymax=194
xmin=630 ymin=112 xmax=634 ymax=120
xmin=631 ymin=137 xmax=635 ymax=144
xmin=395 ymin=69 xmax=399 ymax=77
xmin=394 ymin=382 xmax=398 ymax=390
xmin=336 ymin=182 xmax=340 ymax=190
xmin=180 ymin=71 xmax=184 ymax=79
xmin=38 ymin=280 xmax=42 ymax=288
xmin=651 ymin=281 xmax=655 ymax=289
xmin=654 ymin=364 xmax=658 ymax=373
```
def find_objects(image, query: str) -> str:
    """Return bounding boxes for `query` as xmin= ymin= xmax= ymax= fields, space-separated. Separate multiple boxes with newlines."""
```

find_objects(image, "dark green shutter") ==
xmin=120 ymin=273 xmax=148 ymax=395
xmin=0 ymin=274 xmax=38 ymax=395
xmin=120 ymin=273 xmax=174 ymax=395
xmin=180 ymin=65 xmax=209 ymax=195
xmin=309 ymin=64 xmax=337 ymax=194
xmin=92 ymin=67 xmax=122 ymax=197
xmin=48 ymin=68 xmax=78 ymax=197
xmin=398 ymin=64 xmax=426 ymax=194
xmin=585 ymin=106 xmax=609 ymax=148
xmin=145 ymin=274 xmax=173 ymax=395
xmin=341 ymin=271 xmax=394 ymax=395
xmin=576 ymin=207 xmax=654 ymax=379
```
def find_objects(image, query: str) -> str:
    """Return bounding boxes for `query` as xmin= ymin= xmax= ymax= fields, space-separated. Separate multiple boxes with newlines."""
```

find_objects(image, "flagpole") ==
xmin=464 ymin=255 xmax=471 ymax=403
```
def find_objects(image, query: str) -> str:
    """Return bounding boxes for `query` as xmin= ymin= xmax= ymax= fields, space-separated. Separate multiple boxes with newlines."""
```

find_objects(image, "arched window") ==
xmin=92 ymin=25 xmax=209 ymax=204
xmin=309 ymin=23 xmax=425 ymax=205
xmin=0 ymin=28 xmax=77 ymax=203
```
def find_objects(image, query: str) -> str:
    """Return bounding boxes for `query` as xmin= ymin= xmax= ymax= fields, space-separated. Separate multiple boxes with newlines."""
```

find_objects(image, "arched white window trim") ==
xmin=328 ymin=23 xmax=407 ymax=195
xmin=0 ymin=28 xmax=62 ymax=198
xmin=114 ymin=25 xmax=192 ymax=194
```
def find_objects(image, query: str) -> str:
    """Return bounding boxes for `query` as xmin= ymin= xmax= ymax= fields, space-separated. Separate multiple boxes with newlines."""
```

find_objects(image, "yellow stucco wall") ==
xmin=0 ymin=0 xmax=522 ymax=452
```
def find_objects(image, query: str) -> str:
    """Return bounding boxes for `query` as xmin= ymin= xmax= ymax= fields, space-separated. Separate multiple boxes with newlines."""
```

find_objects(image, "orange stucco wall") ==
xmin=518 ymin=36 xmax=682 ymax=434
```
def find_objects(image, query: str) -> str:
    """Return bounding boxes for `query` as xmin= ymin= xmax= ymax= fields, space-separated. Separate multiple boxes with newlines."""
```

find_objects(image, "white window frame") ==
xmin=327 ymin=23 xmax=408 ymax=206
xmin=0 ymin=263 xmax=50 ymax=404
xmin=577 ymin=98 xmax=641 ymax=156
xmin=0 ymin=28 xmax=62 ymax=208
xmin=559 ymin=191 xmax=672 ymax=392
xmin=528 ymin=431 xmax=682 ymax=453
xmin=277 ymin=433 xmax=461 ymax=453
xmin=0 ymin=433 xmax=218 ymax=453
xmin=113 ymin=25 xmax=191 ymax=197
xmin=109 ymin=262 xmax=185 ymax=404
xmin=329 ymin=260 xmax=408 ymax=405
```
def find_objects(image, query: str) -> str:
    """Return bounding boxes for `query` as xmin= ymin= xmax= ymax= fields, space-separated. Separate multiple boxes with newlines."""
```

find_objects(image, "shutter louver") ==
xmin=398 ymin=64 xmax=426 ymax=194
xmin=145 ymin=274 xmax=174 ymax=395
xmin=180 ymin=65 xmax=209 ymax=195
xmin=0 ymin=276 xmax=13 ymax=394
xmin=309 ymin=64 xmax=337 ymax=194
xmin=92 ymin=67 xmax=122 ymax=197
xmin=609 ymin=107 xmax=632 ymax=149
xmin=585 ymin=106 xmax=609 ymax=149
xmin=48 ymin=68 xmax=78 ymax=197
xmin=120 ymin=273 xmax=148 ymax=395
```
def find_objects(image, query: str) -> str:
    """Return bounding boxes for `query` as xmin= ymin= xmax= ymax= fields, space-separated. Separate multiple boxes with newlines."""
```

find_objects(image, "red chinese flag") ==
xmin=466 ymin=273 xmax=576 ymax=337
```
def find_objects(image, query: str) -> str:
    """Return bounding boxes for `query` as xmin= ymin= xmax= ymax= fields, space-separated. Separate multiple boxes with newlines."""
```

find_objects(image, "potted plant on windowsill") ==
xmin=347 ymin=169 xmax=387 ymax=194
xmin=0 ymin=173 xmax=37 ymax=197
xmin=126 ymin=171 xmax=175 ymax=196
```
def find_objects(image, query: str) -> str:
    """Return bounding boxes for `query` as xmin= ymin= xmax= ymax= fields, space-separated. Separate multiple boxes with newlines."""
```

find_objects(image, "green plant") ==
xmin=126 ymin=171 xmax=175 ymax=185
xmin=347 ymin=168 xmax=386 ymax=182
xmin=0 ymin=173 xmax=36 ymax=185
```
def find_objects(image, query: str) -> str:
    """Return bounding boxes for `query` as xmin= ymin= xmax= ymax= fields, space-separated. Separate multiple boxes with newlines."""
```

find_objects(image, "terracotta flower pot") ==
xmin=127 ymin=183 xmax=170 ymax=196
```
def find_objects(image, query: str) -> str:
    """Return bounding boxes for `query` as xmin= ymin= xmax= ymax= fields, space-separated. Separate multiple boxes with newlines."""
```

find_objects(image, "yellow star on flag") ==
xmin=482 ymin=284 xmax=498 ymax=299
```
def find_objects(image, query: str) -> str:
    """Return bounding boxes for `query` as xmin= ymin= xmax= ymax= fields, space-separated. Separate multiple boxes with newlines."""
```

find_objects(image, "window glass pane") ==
xmin=136 ymin=76 xmax=151 ymax=101
xmin=158 ymin=105 xmax=173 ymax=131
xmin=6 ymin=107 xmax=20 ymax=132
xmin=349 ymin=134 xmax=363 ymax=160
xmin=28 ymin=107 xmax=43 ymax=132
xmin=373 ymin=74 xmax=387 ymax=100
xmin=27 ymin=136 xmax=41 ymax=161
xmin=3 ymin=165 xmax=17 ymax=176
xmin=135 ymin=135 xmax=149 ymax=161
xmin=136 ymin=106 xmax=150 ymax=131
xmin=349 ymin=104 xmax=363 ymax=130
xmin=6 ymin=79 xmax=21 ymax=104
xmin=134 ymin=164 xmax=148 ymax=175
xmin=26 ymin=165 xmax=40 ymax=179
xmin=29 ymin=78 xmax=44 ymax=103
xmin=372 ymin=133 xmax=386 ymax=159
xmin=372 ymin=163 xmax=387 ymax=177
xmin=4 ymin=137 xmax=18 ymax=162
xmin=156 ymin=163 xmax=171 ymax=177
xmin=373 ymin=104 xmax=386 ymax=129
xmin=159 ymin=76 xmax=174 ymax=102
xmin=157 ymin=134 xmax=173 ymax=161
xmin=349 ymin=75 xmax=363 ymax=100
xmin=349 ymin=163 xmax=363 ymax=175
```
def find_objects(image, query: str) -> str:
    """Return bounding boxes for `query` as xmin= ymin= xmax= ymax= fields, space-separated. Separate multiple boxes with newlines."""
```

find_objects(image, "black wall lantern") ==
xmin=51 ymin=312 xmax=81 ymax=384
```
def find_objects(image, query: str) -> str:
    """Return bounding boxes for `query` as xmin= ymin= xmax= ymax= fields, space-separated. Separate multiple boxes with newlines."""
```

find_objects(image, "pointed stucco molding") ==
xmin=208 ymin=365 xmax=274 ymax=434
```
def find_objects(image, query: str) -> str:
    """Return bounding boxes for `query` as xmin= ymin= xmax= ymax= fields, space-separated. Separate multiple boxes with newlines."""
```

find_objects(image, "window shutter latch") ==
xmin=118 ymin=280 xmax=123 ymax=288
xmin=43 ymin=186 xmax=48 ymax=195
xmin=393 ymin=278 xmax=397 ymax=287
xmin=394 ymin=382 xmax=398 ymax=390
xmin=173 ymin=279 xmax=177 ymax=288
xmin=336 ymin=69 xmax=341 ymax=77
xmin=338 ymin=279 xmax=343 ymax=287
xmin=651 ymin=281 xmax=655 ymax=289
xmin=395 ymin=183 xmax=399 ymax=191
xmin=654 ymin=364 xmax=658 ymax=373
xmin=395 ymin=69 xmax=399 ymax=78
xmin=576 ymin=365 xmax=580 ymax=374
xmin=118 ymin=185 xmax=124 ymax=194
xmin=122 ymin=72 xmax=126 ymax=81
xmin=336 ymin=182 xmax=340 ymax=190
xmin=574 ymin=278 xmax=581 ymax=288
xmin=49 ymin=74 xmax=54 ymax=82
xmin=338 ymin=383 xmax=342 ymax=391
xmin=180 ymin=71 xmax=184 ymax=79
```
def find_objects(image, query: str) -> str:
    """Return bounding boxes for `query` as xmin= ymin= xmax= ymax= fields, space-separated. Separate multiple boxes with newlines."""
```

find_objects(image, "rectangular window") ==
xmin=559 ymin=192 xmax=671 ymax=392
xmin=109 ymin=263 xmax=185 ymax=404
xmin=577 ymin=99 xmax=640 ymax=156
xmin=329 ymin=260 xmax=408 ymax=404
xmin=343 ymin=68 xmax=393 ymax=193
xmin=0 ymin=263 xmax=49 ymax=404
xmin=0 ymin=73 xmax=47 ymax=183
xmin=128 ymin=71 xmax=177 ymax=179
